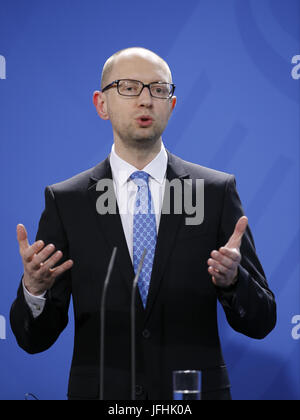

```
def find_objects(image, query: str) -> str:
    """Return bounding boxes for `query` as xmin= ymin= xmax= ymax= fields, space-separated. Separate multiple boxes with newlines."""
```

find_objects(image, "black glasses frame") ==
xmin=102 ymin=79 xmax=176 ymax=99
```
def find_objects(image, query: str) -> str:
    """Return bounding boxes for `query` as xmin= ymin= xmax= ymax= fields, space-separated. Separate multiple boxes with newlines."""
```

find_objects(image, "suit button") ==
xmin=135 ymin=385 xmax=144 ymax=396
xmin=238 ymin=306 xmax=246 ymax=318
xmin=24 ymin=320 xmax=29 ymax=332
xmin=142 ymin=329 xmax=151 ymax=339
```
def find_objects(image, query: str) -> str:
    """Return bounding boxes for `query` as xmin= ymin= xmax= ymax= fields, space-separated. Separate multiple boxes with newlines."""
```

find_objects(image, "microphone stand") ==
xmin=131 ymin=249 xmax=147 ymax=401
xmin=99 ymin=247 xmax=117 ymax=400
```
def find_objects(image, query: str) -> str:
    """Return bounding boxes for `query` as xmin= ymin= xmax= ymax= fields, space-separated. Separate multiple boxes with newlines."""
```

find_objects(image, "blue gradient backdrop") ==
xmin=0 ymin=0 xmax=299 ymax=400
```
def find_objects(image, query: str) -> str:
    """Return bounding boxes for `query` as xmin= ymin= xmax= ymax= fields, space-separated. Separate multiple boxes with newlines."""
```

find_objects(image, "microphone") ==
xmin=131 ymin=248 xmax=147 ymax=401
xmin=99 ymin=247 xmax=118 ymax=400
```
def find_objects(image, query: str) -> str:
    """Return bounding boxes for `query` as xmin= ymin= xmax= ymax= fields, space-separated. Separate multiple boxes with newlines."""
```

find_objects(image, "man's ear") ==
xmin=93 ymin=91 xmax=109 ymax=120
xmin=171 ymin=96 xmax=177 ymax=111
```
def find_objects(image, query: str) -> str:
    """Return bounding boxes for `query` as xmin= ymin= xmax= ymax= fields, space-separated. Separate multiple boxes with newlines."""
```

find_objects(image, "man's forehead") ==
xmin=115 ymin=49 xmax=161 ymax=64
xmin=111 ymin=52 xmax=171 ymax=81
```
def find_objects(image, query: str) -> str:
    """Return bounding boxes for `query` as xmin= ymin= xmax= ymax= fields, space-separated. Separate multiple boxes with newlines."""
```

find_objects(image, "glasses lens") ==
xmin=118 ymin=80 xmax=142 ymax=96
xmin=150 ymin=83 xmax=173 ymax=98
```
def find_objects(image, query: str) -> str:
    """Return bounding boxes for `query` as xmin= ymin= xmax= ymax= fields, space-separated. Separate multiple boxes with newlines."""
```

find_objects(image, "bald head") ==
xmin=100 ymin=47 xmax=173 ymax=90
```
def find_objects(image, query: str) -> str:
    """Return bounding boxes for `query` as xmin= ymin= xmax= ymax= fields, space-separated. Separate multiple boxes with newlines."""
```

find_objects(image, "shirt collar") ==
xmin=109 ymin=142 xmax=168 ymax=187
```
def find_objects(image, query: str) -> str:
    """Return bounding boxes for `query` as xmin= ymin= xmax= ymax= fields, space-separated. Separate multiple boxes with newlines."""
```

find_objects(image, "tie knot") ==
xmin=130 ymin=171 xmax=150 ymax=187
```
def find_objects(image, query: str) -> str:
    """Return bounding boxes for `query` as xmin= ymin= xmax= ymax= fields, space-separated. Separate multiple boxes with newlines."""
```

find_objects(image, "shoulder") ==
xmin=47 ymin=157 xmax=110 ymax=196
xmin=167 ymin=151 xmax=235 ymax=187
xmin=45 ymin=168 xmax=93 ymax=200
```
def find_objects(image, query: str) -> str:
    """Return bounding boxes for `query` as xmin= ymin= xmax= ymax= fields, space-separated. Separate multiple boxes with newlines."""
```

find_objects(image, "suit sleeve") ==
xmin=216 ymin=175 xmax=277 ymax=339
xmin=10 ymin=186 xmax=72 ymax=354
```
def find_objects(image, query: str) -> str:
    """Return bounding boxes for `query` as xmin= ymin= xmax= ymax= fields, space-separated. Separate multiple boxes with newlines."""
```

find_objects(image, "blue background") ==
xmin=0 ymin=0 xmax=299 ymax=400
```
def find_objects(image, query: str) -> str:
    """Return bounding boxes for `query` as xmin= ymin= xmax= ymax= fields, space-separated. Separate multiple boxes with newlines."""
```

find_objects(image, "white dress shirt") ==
xmin=23 ymin=142 xmax=168 ymax=317
xmin=109 ymin=142 xmax=167 ymax=261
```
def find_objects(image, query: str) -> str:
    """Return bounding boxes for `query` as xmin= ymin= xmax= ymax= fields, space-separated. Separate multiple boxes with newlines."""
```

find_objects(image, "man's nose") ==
xmin=137 ymin=86 xmax=153 ymax=106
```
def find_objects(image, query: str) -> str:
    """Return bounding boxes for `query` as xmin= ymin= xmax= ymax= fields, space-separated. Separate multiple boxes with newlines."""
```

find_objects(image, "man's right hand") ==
xmin=17 ymin=224 xmax=74 ymax=296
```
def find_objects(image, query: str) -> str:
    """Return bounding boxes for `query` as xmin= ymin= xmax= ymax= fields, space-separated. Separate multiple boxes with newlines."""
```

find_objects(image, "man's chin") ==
xmin=130 ymin=132 xmax=161 ymax=145
xmin=116 ymin=128 xmax=163 ymax=149
xmin=132 ymin=136 xmax=160 ymax=147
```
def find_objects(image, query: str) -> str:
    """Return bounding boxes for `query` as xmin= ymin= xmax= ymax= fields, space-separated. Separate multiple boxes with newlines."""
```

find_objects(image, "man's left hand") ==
xmin=207 ymin=216 xmax=248 ymax=289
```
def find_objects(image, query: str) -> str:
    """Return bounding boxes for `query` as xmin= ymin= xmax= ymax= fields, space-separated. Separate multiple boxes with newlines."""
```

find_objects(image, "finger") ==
xmin=30 ymin=244 xmax=56 ymax=268
xmin=210 ymin=273 xmax=224 ymax=287
xmin=225 ymin=216 xmax=248 ymax=249
xmin=218 ymin=247 xmax=241 ymax=263
xmin=207 ymin=258 xmax=230 ymax=275
xmin=23 ymin=240 xmax=45 ymax=263
xmin=208 ymin=266 xmax=236 ymax=289
xmin=210 ymin=250 xmax=236 ymax=269
xmin=50 ymin=259 xmax=74 ymax=279
xmin=17 ymin=224 xmax=30 ymax=252
xmin=39 ymin=250 xmax=63 ymax=272
xmin=208 ymin=266 xmax=225 ymax=283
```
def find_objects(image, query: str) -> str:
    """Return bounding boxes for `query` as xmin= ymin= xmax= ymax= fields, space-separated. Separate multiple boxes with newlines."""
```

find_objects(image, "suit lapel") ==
xmin=145 ymin=151 xmax=189 ymax=322
xmin=87 ymin=157 xmax=136 ymax=296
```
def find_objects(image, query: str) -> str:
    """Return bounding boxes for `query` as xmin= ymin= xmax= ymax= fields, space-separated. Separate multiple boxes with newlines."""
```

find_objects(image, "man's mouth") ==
xmin=136 ymin=116 xmax=153 ymax=127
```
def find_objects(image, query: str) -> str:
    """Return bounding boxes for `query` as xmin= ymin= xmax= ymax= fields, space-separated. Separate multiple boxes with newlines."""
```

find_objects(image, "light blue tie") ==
xmin=130 ymin=171 xmax=157 ymax=308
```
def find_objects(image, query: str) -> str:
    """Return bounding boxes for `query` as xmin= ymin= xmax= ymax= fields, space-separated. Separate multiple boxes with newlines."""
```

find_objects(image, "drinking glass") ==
xmin=173 ymin=370 xmax=201 ymax=400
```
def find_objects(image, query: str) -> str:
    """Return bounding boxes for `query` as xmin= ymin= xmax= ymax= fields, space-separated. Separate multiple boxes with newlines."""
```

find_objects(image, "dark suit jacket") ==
xmin=10 ymin=151 xmax=276 ymax=400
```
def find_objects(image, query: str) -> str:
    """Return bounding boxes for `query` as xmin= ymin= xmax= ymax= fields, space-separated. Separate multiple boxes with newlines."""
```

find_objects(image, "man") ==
xmin=10 ymin=47 xmax=276 ymax=400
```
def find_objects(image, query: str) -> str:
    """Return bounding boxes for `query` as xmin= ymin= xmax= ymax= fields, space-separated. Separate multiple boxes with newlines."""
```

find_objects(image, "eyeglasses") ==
xmin=102 ymin=79 xmax=176 ymax=99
